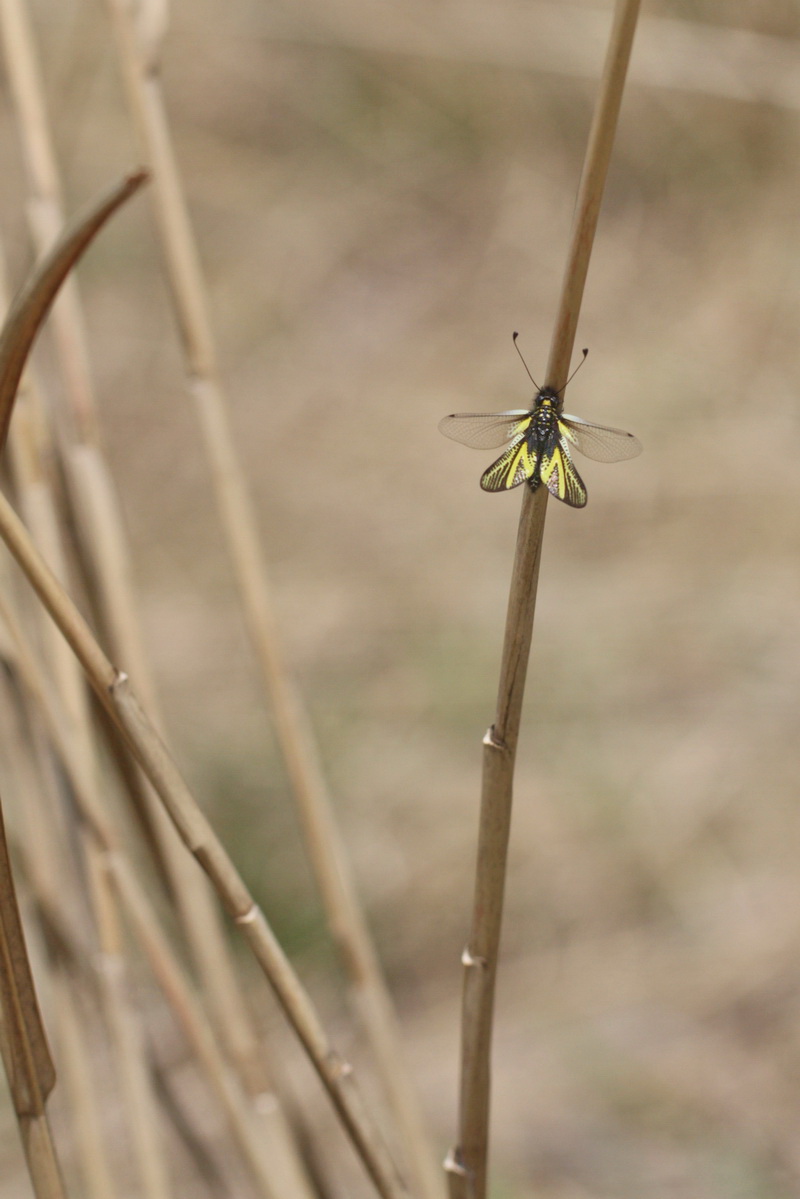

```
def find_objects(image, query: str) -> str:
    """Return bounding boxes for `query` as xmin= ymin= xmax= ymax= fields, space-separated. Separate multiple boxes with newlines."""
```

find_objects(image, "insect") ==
xmin=439 ymin=335 xmax=642 ymax=508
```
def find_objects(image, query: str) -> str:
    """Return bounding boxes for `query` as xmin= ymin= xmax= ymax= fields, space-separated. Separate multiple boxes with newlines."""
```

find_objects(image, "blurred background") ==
xmin=3 ymin=0 xmax=800 ymax=1195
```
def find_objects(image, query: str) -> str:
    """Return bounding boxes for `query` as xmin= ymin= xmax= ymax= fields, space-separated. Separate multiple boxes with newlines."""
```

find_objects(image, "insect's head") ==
xmin=536 ymin=385 xmax=562 ymax=411
xmin=537 ymin=388 xmax=563 ymax=407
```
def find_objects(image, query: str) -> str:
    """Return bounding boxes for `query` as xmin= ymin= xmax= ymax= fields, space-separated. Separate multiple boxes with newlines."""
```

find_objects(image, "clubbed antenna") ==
xmin=558 ymin=347 xmax=589 ymax=395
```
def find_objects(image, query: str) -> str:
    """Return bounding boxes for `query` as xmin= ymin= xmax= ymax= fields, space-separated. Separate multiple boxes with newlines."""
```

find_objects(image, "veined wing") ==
xmin=558 ymin=413 xmax=642 ymax=463
xmin=539 ymin=434 xmax=587 ymax=508
xmin=480 ymin=434 xmax=538 ymax=491
xmin=439 ymin=410 xmax=531 ymax=450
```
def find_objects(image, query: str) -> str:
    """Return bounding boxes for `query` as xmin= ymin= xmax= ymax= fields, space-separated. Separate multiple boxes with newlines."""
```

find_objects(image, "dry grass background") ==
xmin=3 ymin=0 xmax=800 ymax=1196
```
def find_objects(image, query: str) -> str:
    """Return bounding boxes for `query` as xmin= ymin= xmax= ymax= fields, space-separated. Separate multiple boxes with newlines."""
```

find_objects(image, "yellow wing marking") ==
xmin=540 ymin=440 xmax=587 ymax=508
xmin=480 ymin=436 xmax=537 ymax=492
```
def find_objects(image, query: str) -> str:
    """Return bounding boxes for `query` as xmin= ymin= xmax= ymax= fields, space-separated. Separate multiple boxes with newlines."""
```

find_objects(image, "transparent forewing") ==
xmin=438 ymin=410 xmax=531 ymax=450
xmin=540 ymin=437 xmax=587 ymax=507
xmin=480 ymin=435 xmax=537 ymax=491
xmin=558 ymin=414 xmax=642 ymax=463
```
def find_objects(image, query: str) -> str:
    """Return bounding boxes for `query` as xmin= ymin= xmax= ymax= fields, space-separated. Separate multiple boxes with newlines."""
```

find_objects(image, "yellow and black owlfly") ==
xmin=439 ymin=336 xmax=641 ymax=508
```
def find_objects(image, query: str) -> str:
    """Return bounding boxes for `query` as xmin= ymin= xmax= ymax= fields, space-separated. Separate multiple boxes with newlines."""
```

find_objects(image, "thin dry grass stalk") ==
xmin=7 ymin=421 xmax=176 ymax=1199
xmin=0 ymin=228 xmax=176 ymax=1197
xmin=0 ymin=0 xmax=99 ymax=444
xmin=0 ymin=593 xmax=298 ymax=1199
xmin=102 ymin=2 xmax=440 ymax=1195
xmin=0 ymin=794 xmax=67 ymax=1199
xmin=447 ymin=2 xmax=642 ymax=1196
xmin=0 ymin=490 xmax=411 ymax=1199
xmin=47 ymin=977 xmax=115 ymax=1199
xmin=65 ymin=439 xmax=285 ymax=1118
xmin=0 ymin=179 xmax=411 ymax=1197
xmin=0 ymin=170 xmax=147 ymax=456
xmin=0 ymin=2 xmax=304 ymax=1152
xmin=0 ymin=663 xmax=114 ymax=1199
xmin=86 ymin=850 xmax=174 ymax=1199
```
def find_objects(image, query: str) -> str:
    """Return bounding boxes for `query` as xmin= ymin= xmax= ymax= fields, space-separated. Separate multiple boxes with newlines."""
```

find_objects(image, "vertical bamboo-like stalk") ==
xmin=447 ymin=4 xmax=642 ymax=1197
xmin=102 ymin=3 xmax=440 ymax=1195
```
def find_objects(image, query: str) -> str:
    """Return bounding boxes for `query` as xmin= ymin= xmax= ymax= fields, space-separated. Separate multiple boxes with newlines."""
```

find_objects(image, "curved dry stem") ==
xmin=0 ymin=489 xmax=411 ymax=1199
xmin=0 ymin=593 xmax=305 ymax=1199
xmin=0 ymin=170 xmax=147 ymax=455
xmin=103 ymin=2 xmax=439 ymax=1193
xmin=0 ymin=1 xmax=298 ymax=1142
xmin=448 ymin=3 xmax=642 ymax=1197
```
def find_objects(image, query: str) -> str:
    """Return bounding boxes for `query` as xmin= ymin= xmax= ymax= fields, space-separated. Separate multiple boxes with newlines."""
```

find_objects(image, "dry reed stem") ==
xmin=0 ymin=668 xmax=113 ymax=1199
xmin=0 ymin=194 xmax=408 ymax=1190
xmin=0 ymin=0 xmax=104 ymax=447
xmin=12 ymin=1116 xmax=68 ymax=1199
xmin=0 ymin=488 xmax=412 ymax=1199
xmin=8 ymin=405 xmax=176 ymax=1199
xmin=0 ymin=2 xmax=286 ymax=1133
xmin=63 ymin=446 xmax=290 ymax=1119
xmin=110 ymin=855 xmax=306 ymax=1199
xmin=0 ymin=794 xmax=67 ymax=1199
xmin=103 ymin=2 xmax=440 ymax=1194
xmin=48 ymin=978 xmax=115 ymax=1199
xmin=10 ymin=451 xmax=175 ymax=1199
xmin=0 ymin=196 xmax=410 ymax=1189
xmin=0 ymin=594 xmax=305 ymax=1199
xmin=60 ymin=475 xmax=315 ymax=1196
xmin=5 ymin=395 xmax=80 ymax=741
xmin=0 ymin=171 xmax=147 ymax=456
xmin=448 ymin=3 xmax=642 ymax=1196
xmin=0 ymin=170 xmax=175 ymax=1196
xmin=86 ymin=849 xmax=174 ymax=1199
xmin=0 ymin=186 xmax=177 ymax=1195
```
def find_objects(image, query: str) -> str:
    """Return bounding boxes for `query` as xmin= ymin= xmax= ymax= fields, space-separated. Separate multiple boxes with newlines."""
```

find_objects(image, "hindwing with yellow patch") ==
xmin=480 ymin=434 xmax=538 ymax=492
xmin=538 ymin=436 xmax=587 ymax=508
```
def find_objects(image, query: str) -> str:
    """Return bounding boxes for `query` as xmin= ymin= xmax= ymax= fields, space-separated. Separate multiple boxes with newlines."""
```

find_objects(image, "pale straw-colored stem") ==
xmin=0 ymin=0 xmax=290 ymax=1130
xmin=447 ymin=4 xmax=641 ymax=1197
xmin=48 ymin=980 xmax=115 ymax=1199
xmin=0 ymin=174 xmax=406 ymax=1198
xmin=0 ymin=595 xmax=313 ymax=1199
xmin=0 ymin=488 xmax=412 ymax=1199
xmin=109 ymin=853 xmax=305 ymax=1199
xmin=15 ymin=1116 xmax=69 ymax=1199
xmin=0 ymin=0 xmax=98 ymax=444
xmin=0 ymin=699 xmax=112 ymax=1199
xmin=5 ymin=376 xmax=176 ymax=1199
xmin=103 ymin=2 xmax=440 ymax=1193
xmin=7 ymin=406 xmax=174 ymax=1199
xmin=65 ymin=445 xmax=288 ymax=1114
xmin=0 ymin=192 xmax=174 ymax=1196
xmin=85 ymin=848 xmax=174 ymax=1199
